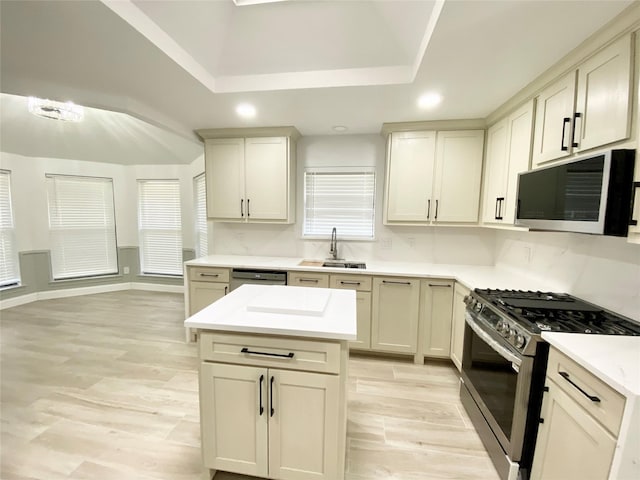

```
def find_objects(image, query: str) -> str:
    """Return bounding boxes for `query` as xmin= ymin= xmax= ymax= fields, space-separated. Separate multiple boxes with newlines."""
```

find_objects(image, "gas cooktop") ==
xmin=474 ymin=289 xmax=640 ymax=336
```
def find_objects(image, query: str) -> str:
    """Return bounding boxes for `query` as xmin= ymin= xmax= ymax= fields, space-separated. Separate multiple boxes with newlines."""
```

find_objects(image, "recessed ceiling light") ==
xmin=28 ymin=97 xmax=84 ymax=122
xmin=418 ymin=93 xmax=442 ymax=109
xmin=236 ymin=103 xmax=256 ymax=118
xmin=332 ymin=125 xmax=348 ymax=132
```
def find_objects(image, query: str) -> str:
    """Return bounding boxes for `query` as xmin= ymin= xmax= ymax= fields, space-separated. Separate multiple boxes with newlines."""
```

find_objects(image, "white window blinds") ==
xmin=304 ymin=169 xmax=376 ymax=239
xmin=194 ymin=174 xmax=208 ymax=258
xmin=46 ymin=175 xmax=118 ymax=280
xmin=138 ymin=180 xmax=183 ymax=276
xmin=0 ymin=171 xmax=20 ymax=287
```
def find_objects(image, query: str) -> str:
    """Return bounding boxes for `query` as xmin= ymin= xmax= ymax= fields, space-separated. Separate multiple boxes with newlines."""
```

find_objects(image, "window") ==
xmin=46 ymin=174 xmax=118 ymax=280
xmin=303 ymin=168 xmax=375 ymax=239
xmin=0 ymin=170 xmax=20 ymax=287
xmin=194 ymin=173 xmax=208 ymax=258
xmin=138 ymin=179 xmax=183 ymax=276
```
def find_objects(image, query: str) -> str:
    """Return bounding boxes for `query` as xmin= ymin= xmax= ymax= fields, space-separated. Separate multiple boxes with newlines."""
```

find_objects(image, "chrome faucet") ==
xmin=329 ymin=227 xmax=338 ymax=260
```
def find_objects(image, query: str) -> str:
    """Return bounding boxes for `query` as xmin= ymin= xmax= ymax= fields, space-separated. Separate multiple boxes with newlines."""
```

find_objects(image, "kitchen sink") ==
xmin=321 ymin=261 xmax=366 ymax=269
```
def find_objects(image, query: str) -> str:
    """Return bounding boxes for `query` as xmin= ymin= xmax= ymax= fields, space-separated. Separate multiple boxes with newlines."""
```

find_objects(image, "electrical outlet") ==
xmin=123 ymin=266 xmax=130 ymax=275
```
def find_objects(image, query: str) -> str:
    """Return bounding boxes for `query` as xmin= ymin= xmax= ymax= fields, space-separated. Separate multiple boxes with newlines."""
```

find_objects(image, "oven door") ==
xmin=461 ymin=310 xmax=533 ymax=462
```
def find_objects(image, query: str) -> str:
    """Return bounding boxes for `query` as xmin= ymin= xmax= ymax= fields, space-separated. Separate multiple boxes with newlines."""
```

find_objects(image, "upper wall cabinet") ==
xmin=384 ymin=129 xmax=485 ymax=225
xmin=532 ymin=35 xmax=632 ymax=168
xmin=201 ymin=128 xmax=299 ymax=223
xmin=482 ymin=100 xmax=534 ymax=225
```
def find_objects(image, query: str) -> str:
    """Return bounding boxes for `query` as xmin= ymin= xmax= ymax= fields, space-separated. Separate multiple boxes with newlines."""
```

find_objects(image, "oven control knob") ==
xmin=474 ymin=302 xmax=483 ymax=312
xmin=508 ymin=328 xmax=516 ymax=339
xmin=496 ymin=320 xmax=508 ymax=336
xmin=463 ymin=295 xmax=472 ymax=305
xmin=514 ymin=333 xmax=526 ymax=349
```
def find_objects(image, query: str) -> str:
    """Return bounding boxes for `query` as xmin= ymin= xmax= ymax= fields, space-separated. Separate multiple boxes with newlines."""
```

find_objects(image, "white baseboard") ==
xmin=131 ymin=283 xmax=185 ymax=293
xmin=1 ymin=282 xmax=184 ymax=310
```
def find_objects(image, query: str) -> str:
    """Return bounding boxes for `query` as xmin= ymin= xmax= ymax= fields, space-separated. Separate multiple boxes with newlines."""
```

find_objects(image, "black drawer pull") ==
xmin=299 ymin=278 xmax=319 ymax=283
xmin=259 ymin=374 xmax=264 ymax=415
xmin=558 ymin=371 xmax=601 ymax=403
xmin=199 ymin=273 xmax=220 ymax=277
xmin=241 ymin=347 xmax=294 ymax=359
xmin=382 ymin=280 xmax=411 ymax=285
xmin=340 ymin=281 xmax=361 ymax=286
xmin=428 ymin=283 xmax=451 ymax=287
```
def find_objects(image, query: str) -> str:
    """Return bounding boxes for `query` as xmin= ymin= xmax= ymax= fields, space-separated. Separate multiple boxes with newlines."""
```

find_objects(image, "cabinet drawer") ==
xmin=199 ymin=332 xmax=341 ymax=374
xmin=189 ymin=266 xmax=230 ymax=283
xmin=330 ymin=274 xmax=372 ymax=292
xmin=546 ymin=347 xmax=625 ymax=436
xmin=288 ymin=271 xmax=329 ymax=288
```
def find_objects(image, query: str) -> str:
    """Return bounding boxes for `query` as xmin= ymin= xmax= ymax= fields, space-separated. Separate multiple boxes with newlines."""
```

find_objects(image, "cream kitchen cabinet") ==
xmin=450 ymin=282 xmax=469 ymax=372
xmin=330 ymin=274 xmax=372 ymax=350
xmin=531 ymin=347 xmax=626 ymax=480
xmin=532 ymin=35 xmax=632 ymax=167
xmin=203 ymin=130 xmax=298 ymax=223
xmin=187 ymin=266 xmax=230 ymax=316
xmin=384 ymin=130 xmax=484 ymax=225
xmin=371 ymin=277 xmax=420 ymax=354
xmin=198 ymin=332 xmax=347 ymax=480
xmin=482 ymin=100 xmax=534 ymax=225
xmin=419 ymin=280 xmax=454 ymax=359
xmin=288 ymin=271 xmax=329 ymax=288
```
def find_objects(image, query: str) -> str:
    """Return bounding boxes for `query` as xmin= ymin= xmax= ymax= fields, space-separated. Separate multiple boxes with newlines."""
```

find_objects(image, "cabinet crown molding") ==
xmin=196 ymin=126 xmax=301 ymax=141
xmin=380 ymin=119 xmax=486 ymax=137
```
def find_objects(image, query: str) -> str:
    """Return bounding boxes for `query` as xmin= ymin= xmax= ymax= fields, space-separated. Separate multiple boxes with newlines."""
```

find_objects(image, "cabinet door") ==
xmin=371 ymin=277 xmax=420 ymax=354
xmin=245 ymin=137 xmax=290 ymax=221
xmin=502 ymin=99 xmax=534 ymax=224
xmin=532 ymin=71 xmax=577 ymax=167
xmin=352 ymin=291 xmax=372 ymax=350
xmin=188 ymin=281 xmax=228 ymax=315
xmin=482 ymin=119 xmax=509 ymax=224
xmin=450 ymin=282 xmax=469 ymax=372
xmin=268 ymin=369 xmax=340 ymax=480
xmin=205 ymin=138 xmax=245 ymax=220
xmin=433 ymin=130 xmax=484 ymax=223
xmin=530 ymin=379 xmax=616 ymax=480
xmin=574 ymin=35 xmax=632 ymax=152
xmin=385 ymin=131 xmax=436 ymax=223
xmin=200 ymin=363 xmax=268 ymax=477
xmin=420 ymin=281 xmax=454 ymax=359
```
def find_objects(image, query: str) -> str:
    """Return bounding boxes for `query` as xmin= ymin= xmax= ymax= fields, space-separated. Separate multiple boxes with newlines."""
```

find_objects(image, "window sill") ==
xmin=50 ymin=273 xmax=122 ymax=284
xmin=137 ymin=273 xmax=183 ymax=279
xmin=0 ymin=283 xmax=23 ymax=293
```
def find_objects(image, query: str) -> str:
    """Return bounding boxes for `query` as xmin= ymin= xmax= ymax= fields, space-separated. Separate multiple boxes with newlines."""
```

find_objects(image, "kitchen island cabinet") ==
xmin=185 ymin=285 xmax=355 ymax=480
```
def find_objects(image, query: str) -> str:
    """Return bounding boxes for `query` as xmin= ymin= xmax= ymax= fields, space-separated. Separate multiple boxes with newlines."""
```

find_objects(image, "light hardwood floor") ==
xmin=0 ymin=290 xmax=499 ymax=480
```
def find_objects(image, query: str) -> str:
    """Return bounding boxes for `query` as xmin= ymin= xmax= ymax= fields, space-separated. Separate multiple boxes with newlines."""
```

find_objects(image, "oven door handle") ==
xmin=465 ymin=311 xmax=522 ymax=367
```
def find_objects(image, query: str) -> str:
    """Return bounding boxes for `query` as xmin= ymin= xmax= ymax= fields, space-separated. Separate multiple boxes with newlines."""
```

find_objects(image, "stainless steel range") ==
xmin=460 ymin=289 xmax=640 ymax=480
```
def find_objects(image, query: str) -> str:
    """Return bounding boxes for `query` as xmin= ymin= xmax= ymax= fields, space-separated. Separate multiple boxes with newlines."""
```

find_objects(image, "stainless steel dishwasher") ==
xmin=229 ymin=268 xmax=287 ymax=291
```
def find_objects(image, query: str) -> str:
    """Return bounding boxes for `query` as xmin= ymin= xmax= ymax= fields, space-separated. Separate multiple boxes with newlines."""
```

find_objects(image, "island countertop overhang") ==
xmin=184 ymin=284 xmax=357 ymax=341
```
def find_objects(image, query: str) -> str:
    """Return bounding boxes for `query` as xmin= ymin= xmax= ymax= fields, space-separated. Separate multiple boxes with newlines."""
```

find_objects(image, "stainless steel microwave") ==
xmin=516 ymin=149 xmax=635 ymax=236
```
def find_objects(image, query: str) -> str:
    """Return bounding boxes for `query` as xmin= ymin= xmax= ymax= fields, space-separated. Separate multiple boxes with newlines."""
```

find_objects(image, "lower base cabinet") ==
xmin=198 ymin=332 xmax=347 ymax=480
xmin=371 ymin=277 xmax=420 ymax=354
xmin=420 ymin=280 xmax=454 ymax=359
xmin=450 ymin=282 xmax=469 ymax=371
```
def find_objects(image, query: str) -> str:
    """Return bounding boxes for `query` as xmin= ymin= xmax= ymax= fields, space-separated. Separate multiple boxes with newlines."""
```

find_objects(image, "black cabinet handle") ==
xmin=247 ymin=198 xmax=250 ymax=217
xmin=382 ymin=280 xmax=411 ymax=285
xmin=340 ymin=281 xmax=361 ymax=286
xmin=435 ymin=199 xmax=439 ymax=220
xmin=571 ymin=112 xmax=581 ymax=148
xmin=560 ymin=117 xmax=571 ymax=151
xmin=240 ymin=347 xmax=295 ymax=359
xmin=259 ymin=374 xmax=264 ymax=415
xmin=629 ymin=182 xmax=640 ymax=226
xmin=298 ymin=278 xmax=319 ymax=283
xmin=224 ymin=286 xmax=228 ymax=295
xmin=270 ymin=376 xmax=275 ymax=417
xmin=494 ymin=198 xmax=500 ymax=220
xmin=240 ymin=199 xmax=244 ymax=217
xmin=199 ymin=272 xmax=220 ymax=278
xmin=558 ymin=371 xmax=601 ymax=403
xmin=428 ymin=283 xmax=451 ymax=288
xmin=496 ymin=197 xmax=504 ymax=220
xmin=427 ymin=199 xmax=431 ymax=219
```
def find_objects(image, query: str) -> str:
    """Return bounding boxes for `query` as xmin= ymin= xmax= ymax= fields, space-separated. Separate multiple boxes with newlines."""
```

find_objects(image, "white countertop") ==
xmin=185 ymin=254 xmax=563 ymax=292
xmin=542 ymin=332 xmax=640 ymax=397
xmin=184 ymin=284 xmax=357 ymax=341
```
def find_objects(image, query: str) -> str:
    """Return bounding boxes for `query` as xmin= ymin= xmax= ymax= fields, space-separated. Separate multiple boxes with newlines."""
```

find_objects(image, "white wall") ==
xmin=0 ymin=151 xmax=205 ymax=252
xmin=494 ymin=230 xmax=640 ymax=321
xmin=210 ymin=135 xmax=497 ymax=265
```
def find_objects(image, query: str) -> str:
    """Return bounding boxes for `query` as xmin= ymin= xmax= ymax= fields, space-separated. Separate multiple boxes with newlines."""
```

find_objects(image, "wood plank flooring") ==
xmin=0 ymin=291 xmax=499 ymax=480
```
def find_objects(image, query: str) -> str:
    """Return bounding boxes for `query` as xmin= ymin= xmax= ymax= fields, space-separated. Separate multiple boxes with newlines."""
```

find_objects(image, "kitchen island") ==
xmin=185 ymin=284 xmax=356 ymax=480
